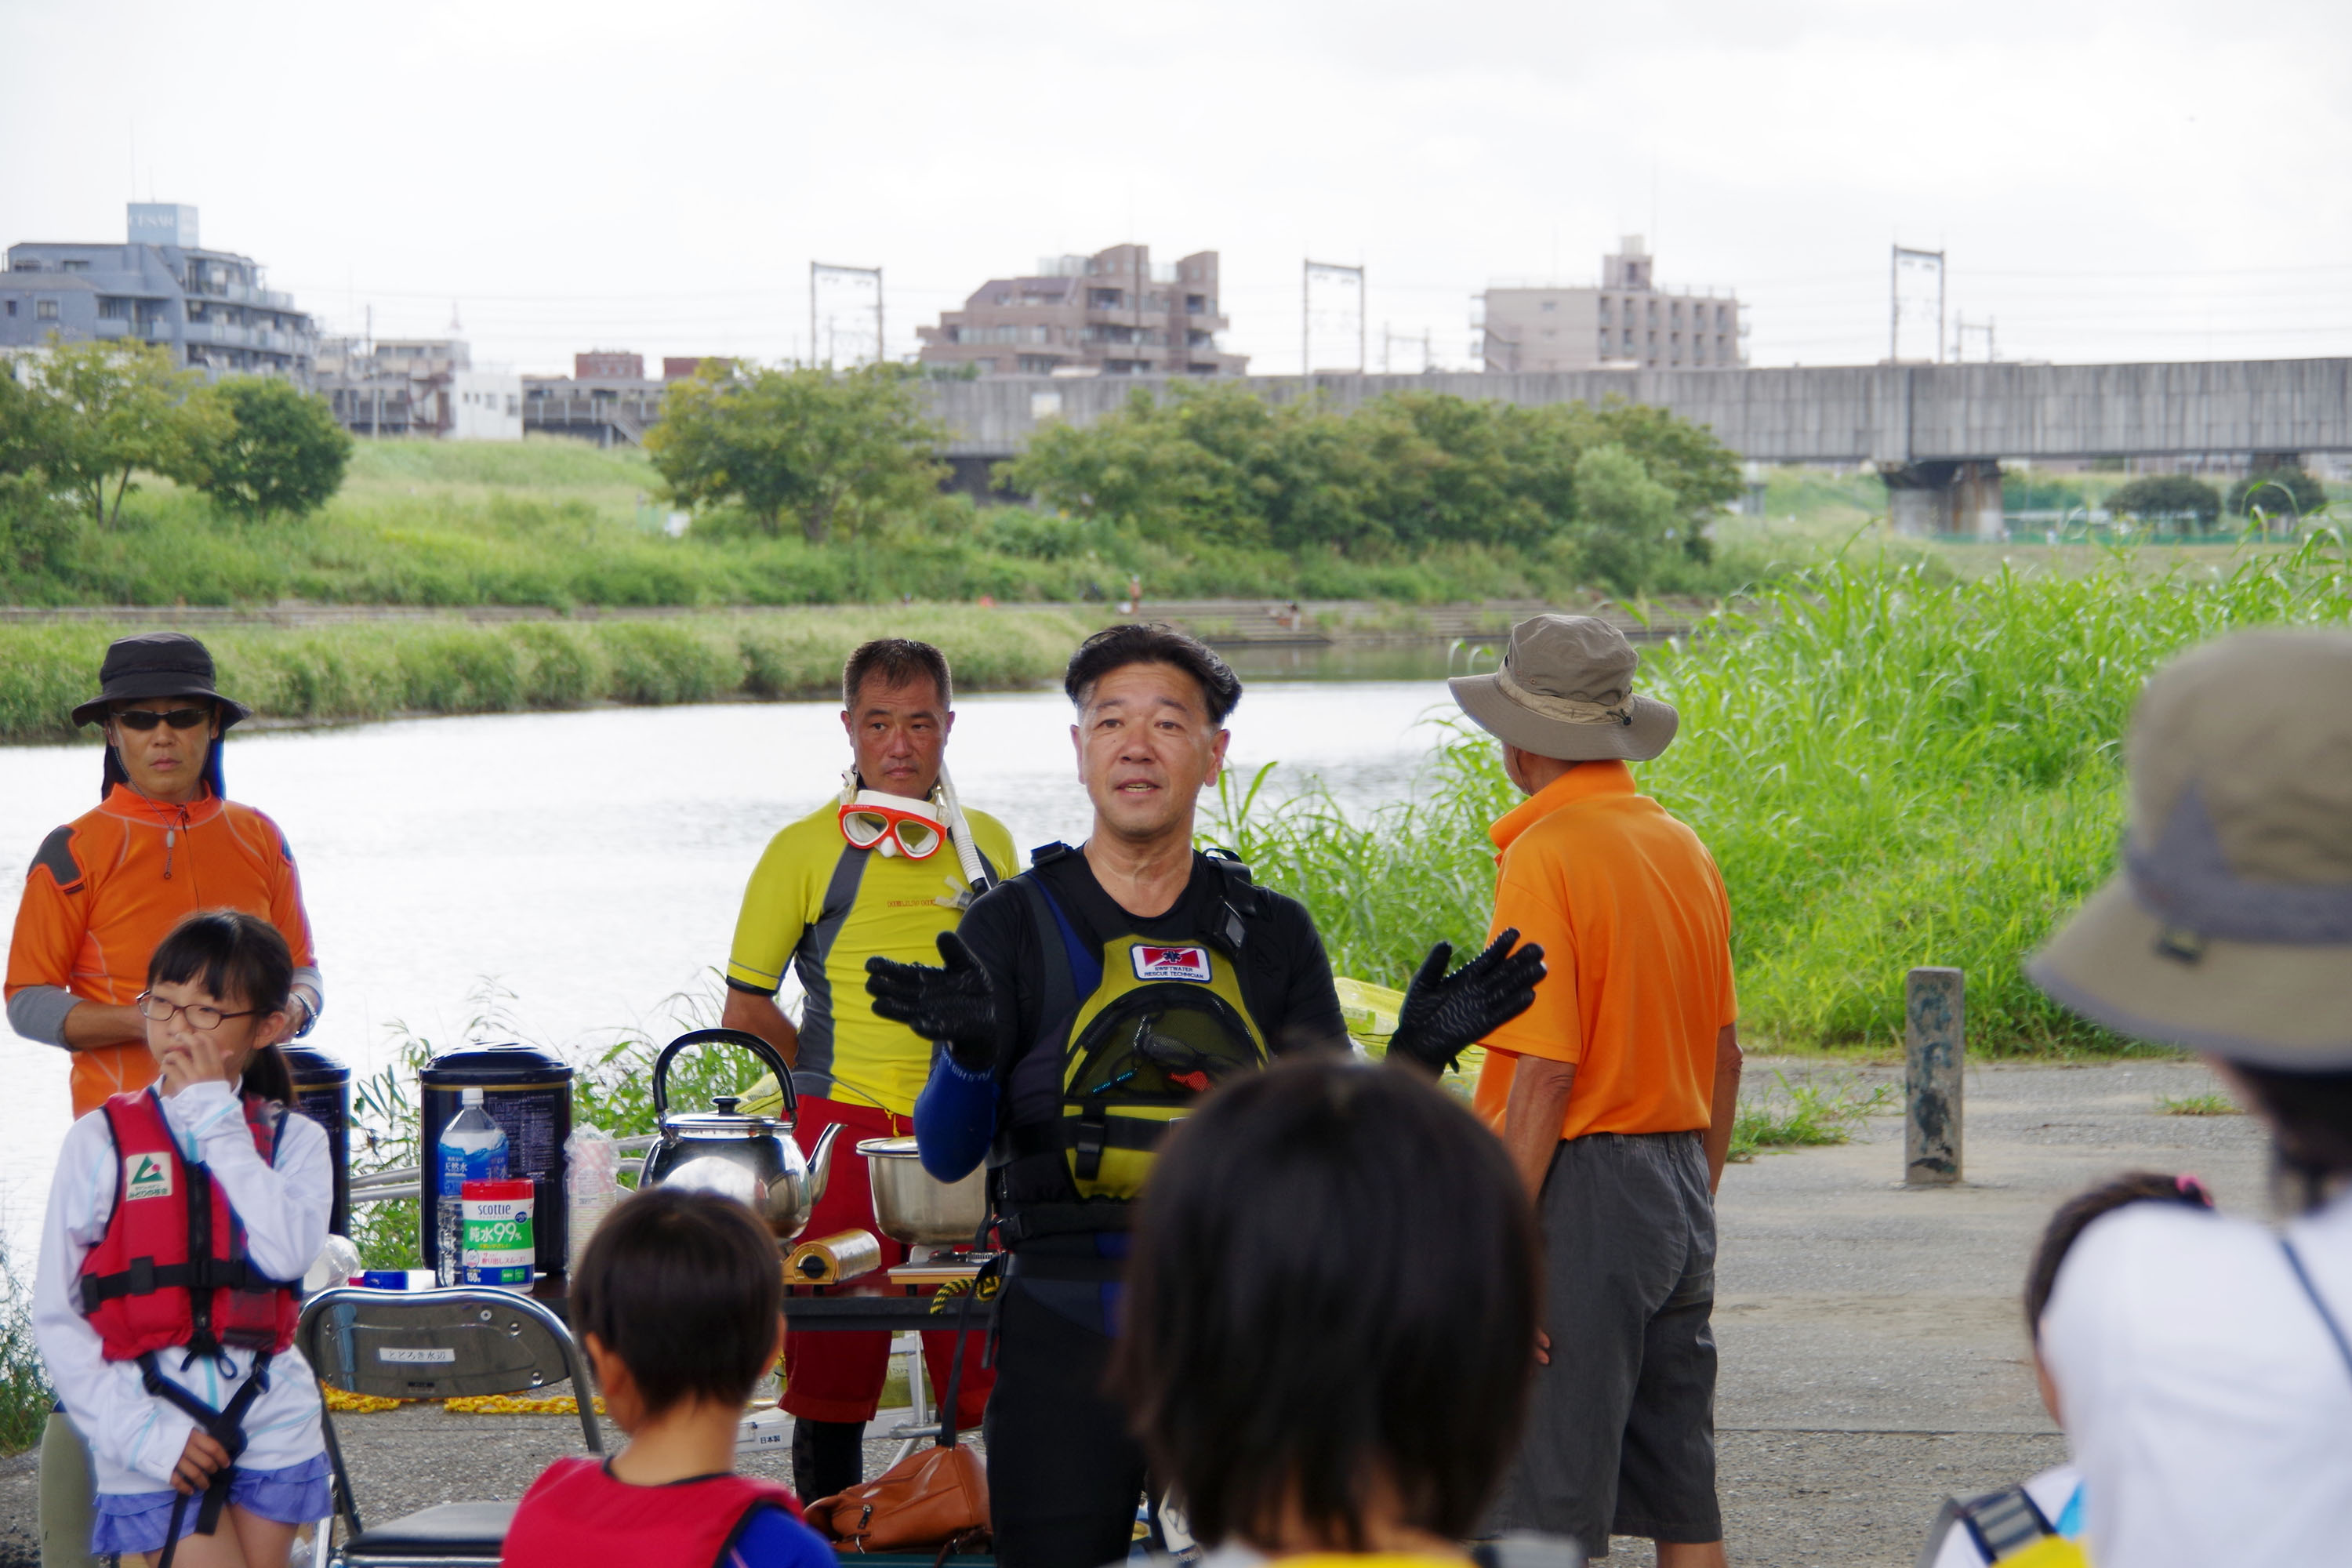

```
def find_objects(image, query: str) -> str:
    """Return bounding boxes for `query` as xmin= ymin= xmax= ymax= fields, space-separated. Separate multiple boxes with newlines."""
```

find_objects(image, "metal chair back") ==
xmin=296 ymin=1287 xmax=601 ymax=1552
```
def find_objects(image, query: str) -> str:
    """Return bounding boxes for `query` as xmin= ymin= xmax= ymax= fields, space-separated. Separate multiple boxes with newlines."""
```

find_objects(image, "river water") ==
xmin=0 ymin=677 xmax=1472 ymax=1251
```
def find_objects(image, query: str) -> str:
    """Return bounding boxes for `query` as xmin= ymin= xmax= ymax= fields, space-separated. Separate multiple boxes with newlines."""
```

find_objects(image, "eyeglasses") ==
xmin=839 ymin=793 xmax=945 ymax=860
xmin=113 ymin=707 xmax=211 ymax=732
xmin=135 ymin=992 xmax=260 ymax=1032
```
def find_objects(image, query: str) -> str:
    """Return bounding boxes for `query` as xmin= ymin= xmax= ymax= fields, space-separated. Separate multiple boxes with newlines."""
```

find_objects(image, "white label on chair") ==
xmin=376 ymin=1347 xmax=457 ymax=1363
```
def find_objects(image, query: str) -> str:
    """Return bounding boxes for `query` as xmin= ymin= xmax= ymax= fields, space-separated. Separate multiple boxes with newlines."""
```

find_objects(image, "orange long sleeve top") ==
xmin=6 ymin=786 xmax=320 ymax=1118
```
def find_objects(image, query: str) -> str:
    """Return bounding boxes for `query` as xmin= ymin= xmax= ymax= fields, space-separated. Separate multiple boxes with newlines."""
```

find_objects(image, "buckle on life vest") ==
xmin=1072 ymin=1112 xmax=1109 ymax=1183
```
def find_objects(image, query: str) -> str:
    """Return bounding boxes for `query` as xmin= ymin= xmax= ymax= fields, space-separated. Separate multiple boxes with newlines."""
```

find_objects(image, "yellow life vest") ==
xmin=1058 ymin=931 xmax=1267 ymax=1200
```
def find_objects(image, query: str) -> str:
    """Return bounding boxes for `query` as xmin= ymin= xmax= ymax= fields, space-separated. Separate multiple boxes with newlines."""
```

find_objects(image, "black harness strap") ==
xmin=78 ymin=1254 xmax=292 ymax=1310
xmin=993 ymin=1200 xmax=1132 ymax=1245
xmin=140 ymin=1348 xmax=273 ymax=1568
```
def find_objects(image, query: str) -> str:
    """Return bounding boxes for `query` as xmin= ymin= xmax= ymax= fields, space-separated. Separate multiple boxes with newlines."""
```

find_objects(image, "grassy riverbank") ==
xmin=4 ymin=437 xmax=1783 ymax=609
xmin=1215 ymin=538 xmax=2352 ymax=1055
xmin=0 ymin=605 xmax=1094 ymax=742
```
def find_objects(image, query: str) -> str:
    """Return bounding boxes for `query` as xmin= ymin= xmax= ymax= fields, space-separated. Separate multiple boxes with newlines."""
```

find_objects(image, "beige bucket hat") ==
xmin=1449 ymin=614 xmax=1679 ymax=762
xmin=2027 ymin=629 xmax=2352 ymax=1068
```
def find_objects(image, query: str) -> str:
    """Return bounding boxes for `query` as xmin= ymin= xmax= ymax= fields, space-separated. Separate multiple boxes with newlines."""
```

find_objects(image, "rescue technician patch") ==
xmin=1131 ymin=945 xmax=1213 ymax=982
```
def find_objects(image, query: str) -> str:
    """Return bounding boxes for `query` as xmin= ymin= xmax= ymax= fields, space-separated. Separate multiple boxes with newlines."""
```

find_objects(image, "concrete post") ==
xmin=1904 ymin=967 xmax=1964 ymax=1185
xmin=1878 ymin=460 xmax=2004 ymax=539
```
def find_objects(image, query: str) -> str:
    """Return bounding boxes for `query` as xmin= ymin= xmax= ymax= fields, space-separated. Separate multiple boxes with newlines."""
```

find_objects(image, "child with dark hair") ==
xmin=503 ymin=1187 xmax=832 ymax=1568
xmin=33 ymin=909 xmax=331 ymax=1568
xmin=1110 ymin=1055 xmax=1577 ymax=1568
xmin=1924 ymin=1172 xmax=2216 ymax=1566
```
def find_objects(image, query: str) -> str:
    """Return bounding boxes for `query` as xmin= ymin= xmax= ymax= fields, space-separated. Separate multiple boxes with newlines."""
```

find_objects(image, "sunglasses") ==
xmin=113 ymin=706 xmax=212 ymax=731
xmin=839 ymin=795 xmax=946 ymax=859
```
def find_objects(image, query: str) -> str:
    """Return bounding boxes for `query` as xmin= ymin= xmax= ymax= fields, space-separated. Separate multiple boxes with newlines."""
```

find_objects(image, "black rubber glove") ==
xmin=1385 ymin=928 xmax=1547 ymax=1075
xmin=866 ymin=931 xmax=1004 ymax=1072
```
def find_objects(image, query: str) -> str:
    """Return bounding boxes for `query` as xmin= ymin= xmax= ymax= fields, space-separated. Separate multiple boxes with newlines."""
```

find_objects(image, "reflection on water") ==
xmin=0 ymin=681 xmax=1471 ymax=1241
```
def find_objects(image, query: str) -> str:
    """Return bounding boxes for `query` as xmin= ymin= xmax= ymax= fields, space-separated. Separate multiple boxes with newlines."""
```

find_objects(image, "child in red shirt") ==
xmin=503 ymin=1189 xmax=830 ymax=1568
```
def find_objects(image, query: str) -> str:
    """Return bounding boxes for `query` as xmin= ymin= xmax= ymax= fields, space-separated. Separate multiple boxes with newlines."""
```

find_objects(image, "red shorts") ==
xmin=781 ymin=1095 xmax=993 ymax=1427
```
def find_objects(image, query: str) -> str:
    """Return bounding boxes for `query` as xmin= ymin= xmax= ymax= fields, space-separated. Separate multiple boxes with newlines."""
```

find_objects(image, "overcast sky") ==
xmin=5 ymin=0 xmax=2348 ymax=376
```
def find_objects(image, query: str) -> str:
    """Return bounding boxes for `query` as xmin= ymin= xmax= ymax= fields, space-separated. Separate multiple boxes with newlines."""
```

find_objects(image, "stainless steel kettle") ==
xmin=637 ymin=1029 xmax=842 ymax=1243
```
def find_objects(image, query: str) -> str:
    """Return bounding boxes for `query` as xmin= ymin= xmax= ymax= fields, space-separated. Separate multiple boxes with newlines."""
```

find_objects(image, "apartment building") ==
xmin=1481 ymin=238 xmax=1743 ymax=374
xmin=0 ymin=204 xmax=317 ymax=379
xmin=916 ymin=244 xmax=1246 ymax=377
xmin=314 ymin=336 xmax=522 ymax=440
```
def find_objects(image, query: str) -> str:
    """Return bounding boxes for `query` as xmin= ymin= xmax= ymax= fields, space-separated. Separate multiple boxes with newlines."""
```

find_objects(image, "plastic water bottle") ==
xmin=435 ymin=1088 xmax=508 ymax=1286
xmin=564 ymin=1125 xmax=620 ymax=1276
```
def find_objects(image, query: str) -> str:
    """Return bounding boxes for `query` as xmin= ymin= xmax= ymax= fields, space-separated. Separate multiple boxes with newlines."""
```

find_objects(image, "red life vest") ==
xmin=503 ymin=1455 xmax=807 ymax=1568
xmin=78 ymin=1087 xmax=302 ymax=1361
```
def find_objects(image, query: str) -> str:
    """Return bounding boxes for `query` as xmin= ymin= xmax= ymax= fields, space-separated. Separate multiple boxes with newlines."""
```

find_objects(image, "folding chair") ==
xmin=296 ymin=1287 xmax=603 ymax=1568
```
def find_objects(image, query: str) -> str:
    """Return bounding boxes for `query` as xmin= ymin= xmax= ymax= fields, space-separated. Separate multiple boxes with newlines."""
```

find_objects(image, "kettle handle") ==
xmin=651 ymin=1029 xmax=799 ymax=1127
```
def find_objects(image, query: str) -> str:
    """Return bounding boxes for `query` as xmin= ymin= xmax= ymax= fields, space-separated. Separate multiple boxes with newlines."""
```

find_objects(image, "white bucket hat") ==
xmin=1449 ymin=615 xmax=1679 ymax=763
xmin=2027 ymin=629 xmax=2352 ymax=1068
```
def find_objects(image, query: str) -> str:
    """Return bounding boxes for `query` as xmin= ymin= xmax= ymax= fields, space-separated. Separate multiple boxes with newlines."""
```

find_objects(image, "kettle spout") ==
xmin=807 ymin=1122 xmax=847 ymax=1207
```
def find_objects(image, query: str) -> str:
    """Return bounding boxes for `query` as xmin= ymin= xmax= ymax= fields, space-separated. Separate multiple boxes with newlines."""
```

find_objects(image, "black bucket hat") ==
xmin=71 ymin=633 xmax=253 ymax=729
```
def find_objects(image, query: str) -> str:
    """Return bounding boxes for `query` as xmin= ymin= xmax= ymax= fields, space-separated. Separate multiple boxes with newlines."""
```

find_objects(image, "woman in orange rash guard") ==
xmin=6 ymin=633 xmax=321 ymax=1119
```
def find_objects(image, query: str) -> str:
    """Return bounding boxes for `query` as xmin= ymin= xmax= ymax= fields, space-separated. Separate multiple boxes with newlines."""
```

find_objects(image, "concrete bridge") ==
xmin=921 ymin=358 xmax=2352 ymax=535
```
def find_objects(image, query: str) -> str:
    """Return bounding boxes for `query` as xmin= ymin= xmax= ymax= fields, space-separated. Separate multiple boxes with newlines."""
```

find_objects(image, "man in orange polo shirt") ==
xmin=1451 ymin=615 xmax=1740 ymax=1568
xmin=7 ymin=633 xmax=322 ymax=1119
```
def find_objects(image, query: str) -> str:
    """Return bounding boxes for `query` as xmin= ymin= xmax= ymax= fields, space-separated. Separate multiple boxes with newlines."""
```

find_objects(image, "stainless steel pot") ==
xmin=855 ymin=1136 xmax=987 ymax=1246
xmin=639 ymin=1029 xmax=842 ymax=1243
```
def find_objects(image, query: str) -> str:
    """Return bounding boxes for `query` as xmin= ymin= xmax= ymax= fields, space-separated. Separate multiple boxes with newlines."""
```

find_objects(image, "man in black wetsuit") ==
xmin=869 ymin=623 xmax=1544 ymax=1568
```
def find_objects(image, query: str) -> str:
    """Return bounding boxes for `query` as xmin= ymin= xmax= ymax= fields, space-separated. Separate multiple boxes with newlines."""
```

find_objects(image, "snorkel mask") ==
xmin=839 ymin=789 xmax=947 ymax=859
xmin=835 ymin=765 xmax=997 ymax=896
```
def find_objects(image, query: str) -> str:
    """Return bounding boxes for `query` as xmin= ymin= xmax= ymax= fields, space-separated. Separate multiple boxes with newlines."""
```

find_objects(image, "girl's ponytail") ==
xmin=241 ymin=1044 xmax=296 ymax=1105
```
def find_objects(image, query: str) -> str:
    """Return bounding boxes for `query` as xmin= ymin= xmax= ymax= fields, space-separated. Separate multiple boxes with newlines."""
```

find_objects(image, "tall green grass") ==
xmin=1214 ymin=537 xmax=2352 ymax=1054
xmin=0 ymin=1231 xmax=53 ymax=1456
xmin=0 ymin=606 xmax=1093 ymax=741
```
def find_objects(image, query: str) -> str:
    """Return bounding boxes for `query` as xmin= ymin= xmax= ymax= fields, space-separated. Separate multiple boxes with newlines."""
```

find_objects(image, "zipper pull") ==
xmin=164 ymin=827 xmax=176 ymax=880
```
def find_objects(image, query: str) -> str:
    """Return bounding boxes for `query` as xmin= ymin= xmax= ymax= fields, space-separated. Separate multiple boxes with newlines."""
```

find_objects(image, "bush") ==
xmin=2228 ymin=466 xmax=2327 ymax=519
xmin=1002 ymin=381 xmax=1741 ymax=586
xmin=0 ymin=473 xmax=84 ymax=575
xmin=191 ymin=377 xmax=354 ymax=524
xmin=2106 ymin=474 xmax=2222 ymax=529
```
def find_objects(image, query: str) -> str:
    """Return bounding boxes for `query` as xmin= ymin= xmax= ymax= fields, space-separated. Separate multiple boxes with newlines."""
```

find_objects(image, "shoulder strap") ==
xmin=1955 ymin=1483 xmax=2056 ymax=1561
xmin=2282 ymin=1238 xmax=2352 ymax=1383
xmin=1200 ymin=848 xmax=1265 ymax=954
xmin=1018 ymin=869 xmax=1102 ymax=1003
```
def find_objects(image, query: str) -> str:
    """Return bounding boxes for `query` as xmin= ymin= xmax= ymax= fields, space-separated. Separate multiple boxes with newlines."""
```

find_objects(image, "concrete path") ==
xmin=0 ymin=1058 xmax=2271 ymax=1568
xmin=1659 ymin=1054 xmax=2267 ymax=1567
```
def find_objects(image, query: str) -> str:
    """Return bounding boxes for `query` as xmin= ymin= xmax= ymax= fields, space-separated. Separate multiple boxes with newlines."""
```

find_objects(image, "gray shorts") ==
xmin=1483 ymin=1130 xmax=1719 ymax=1555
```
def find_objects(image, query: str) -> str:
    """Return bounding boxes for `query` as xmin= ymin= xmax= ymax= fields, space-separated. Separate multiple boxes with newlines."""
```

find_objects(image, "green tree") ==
xmin=646 ymin=362 xmax=947 ymax=542
xmin=190 ymin=376 xmax=354 ymax=524
xmin=2227 ymin=466 xmax=2327 ymax=521
xmin=999 ymin=382 xmax=1741 ymax=582
xmin=2107 ymin=474 xmax=2222 ymax=530
xmin=1566 ymin=445 xmax=1682 ymax=597
xmin=27 ymin=339 xmax=222 ymax=525
xmin=0 ymin=364 xmax=83 ymax=575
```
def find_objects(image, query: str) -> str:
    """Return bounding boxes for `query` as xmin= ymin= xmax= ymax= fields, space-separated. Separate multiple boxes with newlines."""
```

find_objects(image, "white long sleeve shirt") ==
xmin=34 ymin=1080 xmax=330 ymax=1494
xmin=2041 ymin=1193 xmax=2352 ymax=1568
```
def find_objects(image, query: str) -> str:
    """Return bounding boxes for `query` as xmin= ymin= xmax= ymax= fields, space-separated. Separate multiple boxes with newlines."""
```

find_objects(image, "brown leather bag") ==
xmin=805 ymin=1265 xmax=997 ymax=1555
xmin=804 ymin=1442 xmax=989 ymax=1554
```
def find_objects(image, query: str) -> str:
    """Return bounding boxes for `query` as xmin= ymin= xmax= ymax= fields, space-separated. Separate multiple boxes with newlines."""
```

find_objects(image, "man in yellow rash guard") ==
xmin=720 ymin=638 xmax=1014 ymax=1506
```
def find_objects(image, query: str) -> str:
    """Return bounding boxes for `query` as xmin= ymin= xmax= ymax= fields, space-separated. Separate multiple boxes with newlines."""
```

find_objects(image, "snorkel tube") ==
xmin=934 ymin=764 xmax=995 ymax=894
